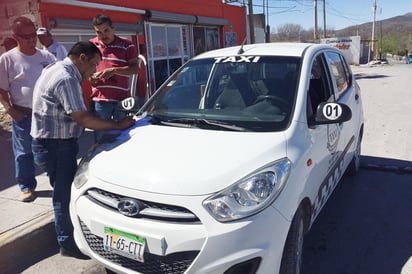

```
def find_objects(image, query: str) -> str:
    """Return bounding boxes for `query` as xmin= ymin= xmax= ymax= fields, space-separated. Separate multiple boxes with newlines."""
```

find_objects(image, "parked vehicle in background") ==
xmin=368 ymin=59 xmax=388 ymax=65
xmin=406 ymin=54 xmax=412 ymax=64
xmin=379 ymin=59 xmax=388 ymax=64
xmin=70 ymin=43 xmax=364 ymax=274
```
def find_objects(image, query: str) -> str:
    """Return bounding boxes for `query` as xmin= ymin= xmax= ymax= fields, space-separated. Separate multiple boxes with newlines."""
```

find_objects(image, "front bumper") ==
xmin=70 ymin=182 xmax=291 ymax=274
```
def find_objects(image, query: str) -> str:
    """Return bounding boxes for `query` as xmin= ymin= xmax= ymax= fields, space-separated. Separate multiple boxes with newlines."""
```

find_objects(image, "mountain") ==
xmin=334 ymin=12 xmax=412 ymax=39
xmin=334 ymin=12 xmax=412 ymax=52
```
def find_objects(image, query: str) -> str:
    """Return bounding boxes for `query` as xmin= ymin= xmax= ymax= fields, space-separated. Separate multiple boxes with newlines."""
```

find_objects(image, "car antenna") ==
xmin=237 ymin=37 xmax=247 ymax=54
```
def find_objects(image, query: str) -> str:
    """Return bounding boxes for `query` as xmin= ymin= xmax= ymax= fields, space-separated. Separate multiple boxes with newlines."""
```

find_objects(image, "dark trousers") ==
xmin=32 ymin=138 xmax=79 ymax=249
xmin=92 ymin=101 xmax=127 ymax=142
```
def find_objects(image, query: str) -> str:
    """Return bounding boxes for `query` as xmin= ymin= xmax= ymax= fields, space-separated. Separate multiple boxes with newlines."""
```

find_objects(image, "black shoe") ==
xmin=60 ymin=246 xmax=91 ymax=260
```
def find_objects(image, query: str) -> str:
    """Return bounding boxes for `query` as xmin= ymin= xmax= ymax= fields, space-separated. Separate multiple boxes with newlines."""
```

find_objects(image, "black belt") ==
xmin=34 ymin=138 xmax=77 ymax=142
xmin=13 ymin=104 xmax=32 ymax=113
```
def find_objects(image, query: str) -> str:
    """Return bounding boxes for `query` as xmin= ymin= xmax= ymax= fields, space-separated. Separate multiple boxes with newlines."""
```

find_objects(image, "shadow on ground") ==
xmin=355 ymin=73 xmax=390 ymax=80
xmin=302 ymin=155 xmax=412 ymax=274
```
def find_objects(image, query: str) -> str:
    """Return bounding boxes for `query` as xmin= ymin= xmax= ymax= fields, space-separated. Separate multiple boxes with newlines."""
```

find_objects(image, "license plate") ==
xmin=104 ymin=226 xmax=146 ymax=262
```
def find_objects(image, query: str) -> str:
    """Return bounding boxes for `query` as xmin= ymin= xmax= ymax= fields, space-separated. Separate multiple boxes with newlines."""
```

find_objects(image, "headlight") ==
xmin=73 ymin=143 xmax=99 ymax=189
xmin=203 ymin=158 xmax=291 ymax=222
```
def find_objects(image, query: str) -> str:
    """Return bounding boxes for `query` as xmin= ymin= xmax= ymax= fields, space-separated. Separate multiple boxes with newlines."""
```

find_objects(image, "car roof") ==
xmin=193 ymin=42 xmax=334 ymax=60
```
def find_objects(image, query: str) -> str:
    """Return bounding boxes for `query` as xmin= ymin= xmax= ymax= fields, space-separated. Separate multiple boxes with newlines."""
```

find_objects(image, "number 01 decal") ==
xmin=322 ymin=103 xmax=342 ymax=120
xmin=121 ymin=97 xmax=136 ymax=110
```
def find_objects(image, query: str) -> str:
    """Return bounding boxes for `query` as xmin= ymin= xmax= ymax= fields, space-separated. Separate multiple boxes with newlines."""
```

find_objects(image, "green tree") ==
xmin=408 ymin=33 xmax=412 ymax=53
xmin=379 ymin=32 xmax=411 ymax=56
xmin=274 ymin=23 xmax=304 ymax=42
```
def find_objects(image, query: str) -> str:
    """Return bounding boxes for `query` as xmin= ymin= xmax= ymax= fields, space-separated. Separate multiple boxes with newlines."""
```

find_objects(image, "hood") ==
xmin=89 ymin=122 xmax=287 ymax=196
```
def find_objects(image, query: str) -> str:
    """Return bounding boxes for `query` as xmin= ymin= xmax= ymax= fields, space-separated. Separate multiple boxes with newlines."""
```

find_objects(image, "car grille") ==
xmin=80 ymin=219 xmax=199 ymax=274
xmin=85 ymin=188 xmax=201 ymax=223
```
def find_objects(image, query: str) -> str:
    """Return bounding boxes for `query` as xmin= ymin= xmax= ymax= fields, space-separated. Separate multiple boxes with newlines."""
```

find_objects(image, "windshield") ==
xmin=140 ymin=55 xmax=301 ymax=132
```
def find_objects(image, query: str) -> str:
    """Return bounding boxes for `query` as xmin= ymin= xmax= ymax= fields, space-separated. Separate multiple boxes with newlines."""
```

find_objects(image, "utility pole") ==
xmin=371 ymin=0 xmax=377 ymax=59
xmin=323 ymin=0 xmax=326 ymax=38
xmin=248 ymin=0 xmax=255 ymax=43
xmin=314 ymin=0 xmax=318 ymax=40
xmin=368 ymin=0 xmax=377 ymax=63
xmin=265 ymin=0 xmax=270 ymax=42
xmin=379 ymin=21 xmax=382 ymax=60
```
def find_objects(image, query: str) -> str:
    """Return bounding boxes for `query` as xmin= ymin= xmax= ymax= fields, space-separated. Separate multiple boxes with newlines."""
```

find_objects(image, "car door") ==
xmin=305 ymin=52 xmax=343 ymax=221
xmin=324 ymin=51 xmax=361 ymax=173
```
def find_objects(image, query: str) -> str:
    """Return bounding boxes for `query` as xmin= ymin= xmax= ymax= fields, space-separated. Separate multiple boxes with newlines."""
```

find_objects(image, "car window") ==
xmin=307 ymin=54 xmax=334 ymax=120
xmin=141 ymin=56 xmax=301 ymax=132
xmin=325 ymin=52 xmax=350 ymax=97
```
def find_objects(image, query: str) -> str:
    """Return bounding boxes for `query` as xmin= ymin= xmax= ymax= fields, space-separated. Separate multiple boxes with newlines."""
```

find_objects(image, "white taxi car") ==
xmin=70 ymin=43 xmax=364 ymax=274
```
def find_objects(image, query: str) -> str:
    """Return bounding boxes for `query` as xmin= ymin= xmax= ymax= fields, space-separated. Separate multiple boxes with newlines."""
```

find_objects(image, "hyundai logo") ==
xmin=117 ymin=199 xmax=140 ymax=217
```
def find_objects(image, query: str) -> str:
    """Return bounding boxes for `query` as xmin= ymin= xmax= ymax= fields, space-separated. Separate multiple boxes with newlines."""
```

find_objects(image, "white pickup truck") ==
xmin=70 ymin=42 xmax=364 ymax=274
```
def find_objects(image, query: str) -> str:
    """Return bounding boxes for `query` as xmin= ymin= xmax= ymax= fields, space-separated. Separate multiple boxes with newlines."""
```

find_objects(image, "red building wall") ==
xmin=36 ymin=0 xmax=246 ymax=105
xmin=85 ymin=0 xmax=234 ymax=20
xmin=37 ymin=3 xmax=145 ymax=27
xmin=38 ymin=1 xmax=246 ymax=46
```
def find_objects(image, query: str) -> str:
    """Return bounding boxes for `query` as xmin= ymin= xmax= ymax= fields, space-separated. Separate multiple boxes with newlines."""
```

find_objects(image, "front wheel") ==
xmin=279 ymin=207 xmax=305 ymax=274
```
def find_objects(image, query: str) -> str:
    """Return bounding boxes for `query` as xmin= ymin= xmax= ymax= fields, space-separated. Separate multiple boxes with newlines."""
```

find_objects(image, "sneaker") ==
xmin=60 ymin=246 xmax=90 ymax=260
xmin=19 ymin=189 xmax=35 ymax=202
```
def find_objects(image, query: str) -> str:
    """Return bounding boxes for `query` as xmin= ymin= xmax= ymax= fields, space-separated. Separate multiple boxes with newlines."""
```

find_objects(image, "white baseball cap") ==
xmin=36 ymin=27 xmax=51 ymax=36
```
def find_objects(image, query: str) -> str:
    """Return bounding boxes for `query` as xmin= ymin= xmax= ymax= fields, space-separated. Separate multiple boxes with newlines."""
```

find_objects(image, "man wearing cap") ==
xmin=0 ymin=16 xmax=56 ymax=202
xmin=37 ymin=27 xmax=68 ymax=60
xmin=1 ymin=37 xmax=17 ymax=51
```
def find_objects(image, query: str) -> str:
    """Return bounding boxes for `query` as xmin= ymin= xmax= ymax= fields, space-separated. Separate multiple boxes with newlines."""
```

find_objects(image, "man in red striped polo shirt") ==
xmin=89 ymin=14 xmax=140 ymax=142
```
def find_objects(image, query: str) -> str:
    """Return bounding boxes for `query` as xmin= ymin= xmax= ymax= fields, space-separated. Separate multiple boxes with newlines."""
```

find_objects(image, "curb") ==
xmin=0 ymin=211 xmax=55 ymax=273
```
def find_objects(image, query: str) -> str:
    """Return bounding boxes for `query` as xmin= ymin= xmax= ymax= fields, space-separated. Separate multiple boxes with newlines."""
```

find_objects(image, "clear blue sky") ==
xmin=245 ymin=0 xmax=412 ymax=31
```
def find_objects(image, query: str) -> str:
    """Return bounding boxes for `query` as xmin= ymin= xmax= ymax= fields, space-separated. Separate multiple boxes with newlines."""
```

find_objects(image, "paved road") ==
xmin=355 ymin=63 xmax=412 ymax=161
xmin=12 ymin=63 xmax=412 ymax=273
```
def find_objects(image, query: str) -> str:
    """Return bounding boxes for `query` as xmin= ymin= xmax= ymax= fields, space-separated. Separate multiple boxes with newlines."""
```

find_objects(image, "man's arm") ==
xmin=70 ymin=110 xmax=135 ymax=131
xmin=91 ymin=57 xmax=139 ymax=82
xmin=0 ymin=88 xmax=25 ymax=120
xmin=0 ymin=88 xmax=12 ymax=111
xmin=112 ymin=57 xmax=140 ymax=75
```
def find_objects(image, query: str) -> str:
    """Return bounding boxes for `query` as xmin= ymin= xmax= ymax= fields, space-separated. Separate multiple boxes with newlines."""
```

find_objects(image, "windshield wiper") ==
xmin=160 ymin=119 xmax=192 ymax=128
xmin=163 ymin=118 xmax=249 ymax=132
xmin=200 ymin=119 xmax=250 ymax=131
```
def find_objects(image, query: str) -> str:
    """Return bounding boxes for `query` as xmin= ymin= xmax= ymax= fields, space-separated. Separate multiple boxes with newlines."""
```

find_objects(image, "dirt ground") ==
xmin=0 ymin=110 xmax=12 ymax=134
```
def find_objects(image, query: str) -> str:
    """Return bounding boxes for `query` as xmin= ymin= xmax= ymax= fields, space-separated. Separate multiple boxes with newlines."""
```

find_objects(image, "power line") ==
xmin=246 ymin=0 xmax=371 ymax=28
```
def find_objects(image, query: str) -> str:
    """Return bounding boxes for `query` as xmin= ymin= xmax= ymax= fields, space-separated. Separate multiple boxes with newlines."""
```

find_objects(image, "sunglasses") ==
xmin=16 ymin=33 xmax=37 ymax=40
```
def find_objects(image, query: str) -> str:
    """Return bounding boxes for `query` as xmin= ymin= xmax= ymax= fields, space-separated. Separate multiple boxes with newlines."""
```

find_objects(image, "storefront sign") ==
xmin=320 ymin=36 xmax=361 ymax=65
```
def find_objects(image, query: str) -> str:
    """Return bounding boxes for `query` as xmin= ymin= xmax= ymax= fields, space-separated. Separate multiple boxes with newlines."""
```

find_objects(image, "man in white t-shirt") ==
xmin=0 ymin=16 xmax=56 ymax=202
xmin=37 ymin=27 xmax=68 ymax=61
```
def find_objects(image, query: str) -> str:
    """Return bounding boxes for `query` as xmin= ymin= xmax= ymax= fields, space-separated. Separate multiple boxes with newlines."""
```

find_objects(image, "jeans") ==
xmin=93 ymin=101 xmax=126 ymax=142
xmin=12 ymin=115 xmax=37 ymax=191
xmin=32 ymin=138 xmax=79 ymax=249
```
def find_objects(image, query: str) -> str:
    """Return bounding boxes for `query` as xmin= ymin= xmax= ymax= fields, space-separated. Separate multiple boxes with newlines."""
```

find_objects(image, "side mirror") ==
xmin=310 ymin=102 xmax=352 ymax=126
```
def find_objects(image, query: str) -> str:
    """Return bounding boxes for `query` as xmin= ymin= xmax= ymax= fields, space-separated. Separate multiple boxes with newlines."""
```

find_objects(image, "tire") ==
xmin=345 ymin=134 xmax=362 ymax=176
xmin=279 ymin=207 xmax=305 ymax=274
